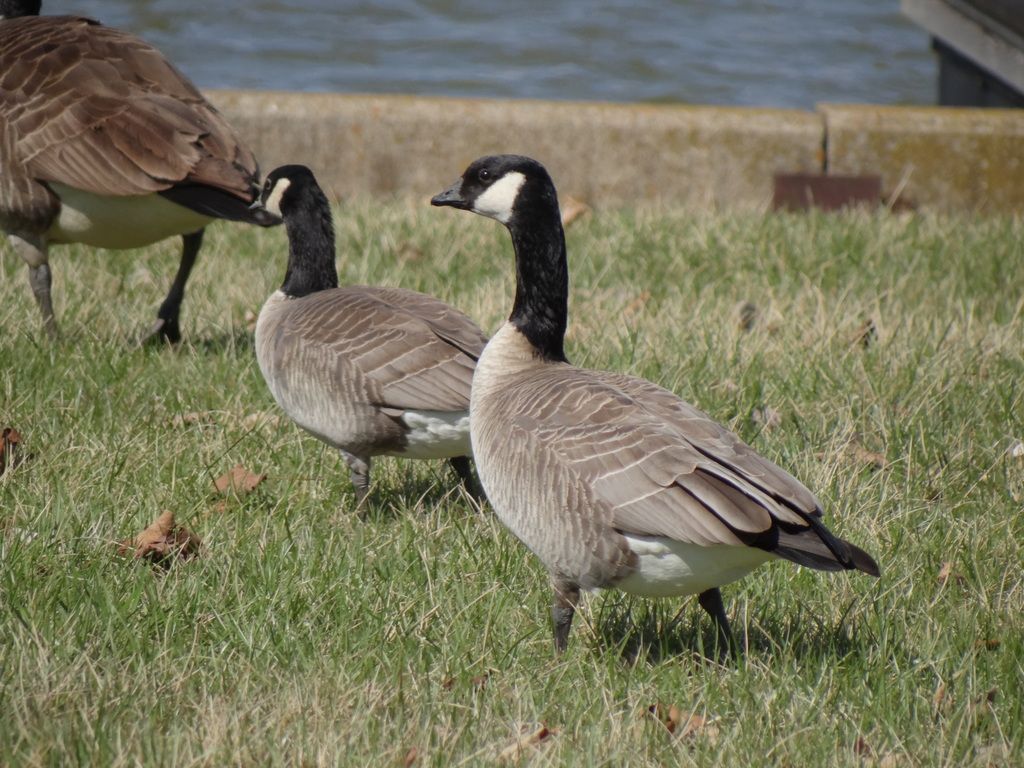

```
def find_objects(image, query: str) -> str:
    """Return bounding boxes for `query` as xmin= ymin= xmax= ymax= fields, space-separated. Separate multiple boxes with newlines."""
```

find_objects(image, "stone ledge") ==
xmin=206 ymin=90 xmax=1024 ymax=213
xmin=208 ymin=90 xmax=821 ymax=210
xmin=822 ymin=103 xmax=1024 ymax=212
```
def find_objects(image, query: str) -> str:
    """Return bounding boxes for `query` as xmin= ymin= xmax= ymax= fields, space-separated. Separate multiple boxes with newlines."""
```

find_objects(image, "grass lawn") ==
xmin=1 ymin=202 xmax=1021 ymax=766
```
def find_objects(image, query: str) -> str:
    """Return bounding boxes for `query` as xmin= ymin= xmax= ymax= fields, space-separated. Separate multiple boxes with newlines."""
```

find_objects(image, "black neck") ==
xmin=507 ymin=198 xmax=569 ymax=362
xmin=280 ymin=190 xmax=338 ymax=298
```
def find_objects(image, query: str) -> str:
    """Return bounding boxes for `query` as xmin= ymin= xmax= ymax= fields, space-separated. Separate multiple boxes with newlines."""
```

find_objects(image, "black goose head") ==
xmin=260 ymin=164 xmax=338 ymax=298
xmin=258 ymin=164 xmax=326 ymax=221
xmin=433 ymin=155 xmax=569 ymax=362
xmin=431 ymin=154 xmax=560 ymax=230
xmin=0 ymin=0 xmax=41 ymax=18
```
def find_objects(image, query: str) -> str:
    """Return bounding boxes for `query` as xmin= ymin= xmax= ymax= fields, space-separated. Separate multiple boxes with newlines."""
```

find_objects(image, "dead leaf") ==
xmin=676 ymin=712 xmax=714 ymax=741
xmin=937 ymin=561 xmax=965 ymax=588
xmin=735 ymin=300 xmax=758 ymax=332
xmin=815 ymin=440 xmax=888 ymax=470
xmin=647 ymin=704 xmax=716 ymax=741
xmin=878 ymin=751 xmax=907 ymax=768
xmin=560 ymin=196 xmax=591 ymax=228
xmin=117 ymin=510 xmax=201 ymax=567
xmin=441 ymin=671 xmax=490 ymax=692
xmin=933 ymin=681 xmax=950 ymax=716
xmin=398 ymin=243 xmax=424 ymax=263
xmin=718 ymin=378 xmax=740 ymax=394
xmin=851 ymin=318 xmax=877 ymax=348
xmin=207 ymin=500 xmax=231 ymax=515
xmin=622 ymin=290 xmax=651 ymax=320
xmin=849 ymin=444 xmax=888 ymax=470
xmin=751 ymin=406 xmax=782 ymax=429
xmin=936 ymin=561 xmax=952 ymax=584
xmin=497 ymin=724 xmax=554 ymax=762
xmin=974 ymin=638 xmax=1000 ymax=652
xmin=244 ymin=309 xmax=258 ymax=332
xmin=403 ymin=747 xmax=419 ymax=767
xmin=471 ymin=672 xmax=491 ymax=689
xmin=240 ymin=411 xmax=282 ymax=431
xmin=1 ymin=426 xmax=25 ymax=475
xmin=213 ymin=464 xmax=266 ymax=496
xmin=853 ymin=735 xmax=875 ymax=758
xmin=648 ymin=702 xmax=682 ymax=734
xmin=1009 ymin=440 xmax=1024 ymax=459
xmin=170 ymin=411 xmax=215 ymax=428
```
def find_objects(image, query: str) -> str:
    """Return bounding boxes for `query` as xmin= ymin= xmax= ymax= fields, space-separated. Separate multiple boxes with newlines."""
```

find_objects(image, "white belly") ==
xmin=46 ymin=183 xmax=211 ymax=249
xmin=390 ymin=409 xmax=472 ymax=459
xmin=615 ymin=534 xmax=774 ymax=597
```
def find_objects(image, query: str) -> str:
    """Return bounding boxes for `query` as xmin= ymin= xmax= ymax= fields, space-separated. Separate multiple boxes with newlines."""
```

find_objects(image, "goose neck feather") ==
xmin=508 ymin=187 xmax=569 ymax=363
xmin=280 ymin=183 xmax=338 ymax=298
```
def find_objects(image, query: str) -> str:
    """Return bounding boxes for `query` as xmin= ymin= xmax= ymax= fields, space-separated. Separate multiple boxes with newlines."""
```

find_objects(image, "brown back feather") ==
xmin=0 ymin=16 xmax=258 ymax=204
xmin=276 ymin=285 xmax=487 ymax=413
xmin=505 ymin=366 xmax=829 ymax=549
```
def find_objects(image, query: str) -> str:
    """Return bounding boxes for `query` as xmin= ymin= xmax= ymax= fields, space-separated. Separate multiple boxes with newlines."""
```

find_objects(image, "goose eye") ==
xmin=478 ymin=168 xmax=491 ymax=182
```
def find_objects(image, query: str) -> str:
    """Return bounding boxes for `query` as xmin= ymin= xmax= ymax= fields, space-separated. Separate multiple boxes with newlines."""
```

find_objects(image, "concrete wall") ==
xmin=823 ymin=104 xmax=1024 ymax=212
xmin=208 ymin=90 xmax=1024 ymax=213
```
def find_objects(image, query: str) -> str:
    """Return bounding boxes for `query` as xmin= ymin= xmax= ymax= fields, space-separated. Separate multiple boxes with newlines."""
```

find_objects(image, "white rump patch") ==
xmin=615 ymin=534 xmax=773 ymax=597
xmin=391 ymin=409 xmax=472 ymax=459
xmin=263 ymin=177 xmax=292 ymax=218
xmin=472 ymin=171 xmax=526 ymax=224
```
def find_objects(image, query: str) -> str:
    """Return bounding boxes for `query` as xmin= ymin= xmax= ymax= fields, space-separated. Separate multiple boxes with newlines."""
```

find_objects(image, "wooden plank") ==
xmin=959 ymin=0 xmax=1024 ymax=40
xmin=902 ymin=0 xmax=1024 ymax=94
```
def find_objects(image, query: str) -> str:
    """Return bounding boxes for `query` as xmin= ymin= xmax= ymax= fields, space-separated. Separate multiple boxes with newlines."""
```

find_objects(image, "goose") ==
xmin=431 ymin=155 xmax=879 ymax=655
xmin=254 ymin=164 xmax=486 ymax=506
xmin=0 ymin=0 xmax=278 ymax=342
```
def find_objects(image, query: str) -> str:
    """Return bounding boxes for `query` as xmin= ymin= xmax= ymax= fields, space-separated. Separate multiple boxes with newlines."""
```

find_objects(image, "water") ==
xmin=45 ymin=1 xmax=936 ymax=109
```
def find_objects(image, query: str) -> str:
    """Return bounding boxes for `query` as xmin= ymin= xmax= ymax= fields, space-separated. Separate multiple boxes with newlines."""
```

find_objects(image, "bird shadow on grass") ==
xmin=183 ymin=327 xmax=256 ymax=356
xmin=349 ymin=463 xmax=483 ymax=524
xmin=591 ymin=598 xmax=873 ymax=667
xmin=134 ymin=326 xmax=254 ymax=357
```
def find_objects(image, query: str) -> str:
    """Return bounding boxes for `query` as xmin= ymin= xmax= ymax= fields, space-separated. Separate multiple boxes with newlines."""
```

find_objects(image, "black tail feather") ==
xmin=159 ymin=184 xmax=281 ymax=227
xmin=771 ymin=523 xmax=880 ymax=577
xmin=846 ymin=541 xmax=881 ymax=577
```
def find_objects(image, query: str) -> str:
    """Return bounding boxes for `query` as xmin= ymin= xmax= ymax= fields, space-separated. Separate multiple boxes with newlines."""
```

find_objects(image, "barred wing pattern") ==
xmin=271 ymin=285 xmax=486 ymax=414
xmin=0 ymin=15 xmax=258 ymax=218
xmin=488 ymin=363 xmax=873 ymax=584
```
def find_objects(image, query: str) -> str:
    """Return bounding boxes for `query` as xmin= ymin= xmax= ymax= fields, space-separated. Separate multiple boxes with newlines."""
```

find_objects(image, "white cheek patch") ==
xmin=472 ymin=171 xmax=526 ymax=224
xmin=263 ymin=177 xmax=292 ymax=218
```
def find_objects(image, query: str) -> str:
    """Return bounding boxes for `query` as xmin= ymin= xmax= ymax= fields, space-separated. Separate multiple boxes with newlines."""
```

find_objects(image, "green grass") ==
xmin=1 ymin=202 xmax=1022 ymax=766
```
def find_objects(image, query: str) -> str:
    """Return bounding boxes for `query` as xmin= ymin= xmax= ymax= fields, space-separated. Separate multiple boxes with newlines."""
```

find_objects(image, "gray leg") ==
xmin=9 ymin=234 xmax=56 ymax=339
xmin=145 ymin=229 xmax=203 ymax=344
xmin=697 ymin=587 xmax=736 ymax=661
xmin=551 ymin=581 xmax=580 ymax=654
xmin=28 ymin=264 xmax=57 ymax=339
xmin=340 ymin=450 xmax=371 ymax=509
xmin=448 ymin=455 xmax=485 ymax=503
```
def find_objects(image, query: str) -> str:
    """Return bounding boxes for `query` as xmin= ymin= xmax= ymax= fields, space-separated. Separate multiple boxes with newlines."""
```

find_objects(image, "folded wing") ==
xmin=1 ymin=16 xmax=258 ymax=201
xmin=513 ymin=367 xmax=877 ymax=574
xmin=277 ymin=286 xmax=486 ymax=413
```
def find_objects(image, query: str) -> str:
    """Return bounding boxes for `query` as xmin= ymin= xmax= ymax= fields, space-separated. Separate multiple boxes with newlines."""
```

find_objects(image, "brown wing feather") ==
xmin=0 ymin=15 xmax=258 ymax=201
xmin=510 ymin=366 xmax=822 ymax=548
xmin=277 ymin=286 xmax=486 ymax=413
xmin=598 ymin=371 xmax=821 ymax=519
